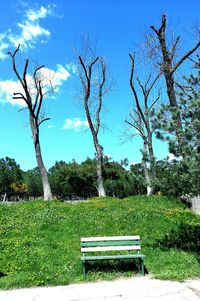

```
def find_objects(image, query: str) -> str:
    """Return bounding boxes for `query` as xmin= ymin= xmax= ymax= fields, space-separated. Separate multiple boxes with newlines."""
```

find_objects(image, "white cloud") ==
xmin=8 ymin=22 xmax=50 ymax=49
xmin=62 ymin=118 xmax=89 ymax=131
xmin=35 ymin=64 xmax=70 ymax=94
xmin=26 ymin=6 xmax=51 ymax=22
xmin=50 ymin=64 xmax=70 ymax=89
xmin=0 ymin=43 xmax=9 ymax=60
xmin=66 ymin=63 xmax=77 ymax=74
xmin=0 ymin=4 xmax=55 ymax=58
xmin=0 ymin=79 xmax=26 ymax=106
xmin=48 ymin=125 xmax=54 ymax=129
xmin=0 ymin=64 xmax=70 ymax=106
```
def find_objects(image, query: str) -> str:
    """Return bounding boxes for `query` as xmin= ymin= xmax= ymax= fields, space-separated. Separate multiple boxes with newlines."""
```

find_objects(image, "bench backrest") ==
xmin=81 ymin=235 xmax=141 ymax=253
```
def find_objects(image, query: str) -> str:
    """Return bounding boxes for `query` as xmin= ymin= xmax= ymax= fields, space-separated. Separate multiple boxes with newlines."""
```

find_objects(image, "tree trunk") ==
xmin=2 ymin=192 xmax=7 ymax=203
xmin=142 ymin=141 xmax=154 ymax=195
xmin=151 ymin=16 xmax=185 ymax=145
xmin=95 ymin=143 xmax=106 ymax=197
xmin=29 ymin=113 xmax=52 ymax=200
xmin=147 ymin=130 xmax=157 ymax=180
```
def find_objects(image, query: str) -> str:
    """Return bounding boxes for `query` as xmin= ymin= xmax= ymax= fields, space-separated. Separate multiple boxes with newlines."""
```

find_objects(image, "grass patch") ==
xmin=0 ymin=196 xmax=200 ymax=289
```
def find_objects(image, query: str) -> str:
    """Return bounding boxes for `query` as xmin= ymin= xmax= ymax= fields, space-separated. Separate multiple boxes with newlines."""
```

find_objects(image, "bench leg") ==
xmin=141 ymin=259 xmax=145 ymax=276
xmin=83 ymin=261 xmax=87 ymax=277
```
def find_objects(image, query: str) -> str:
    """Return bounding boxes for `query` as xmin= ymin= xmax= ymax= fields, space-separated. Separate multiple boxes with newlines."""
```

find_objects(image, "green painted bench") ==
xmin=81 ymin=235 xmax=145 ymax=276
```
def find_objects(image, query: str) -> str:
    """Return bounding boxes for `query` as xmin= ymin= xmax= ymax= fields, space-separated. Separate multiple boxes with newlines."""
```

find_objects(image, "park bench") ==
xmin=81 ymin=235 xmax=145 ymax=276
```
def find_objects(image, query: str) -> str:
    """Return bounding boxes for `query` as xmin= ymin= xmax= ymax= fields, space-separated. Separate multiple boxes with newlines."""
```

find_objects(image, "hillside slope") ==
xmin=0 ymin=196 xmax=200 ymax=289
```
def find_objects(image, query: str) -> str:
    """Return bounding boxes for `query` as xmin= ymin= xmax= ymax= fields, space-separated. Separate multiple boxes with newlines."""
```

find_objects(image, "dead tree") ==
xmin=150 ymin=14 xmax=200 ymax=143
xmin=125 ymin=53 xmax=160 ymax=195
xmin=7 ymin=45 xmax=52 ymax=200
xmin=78 ymin=55 xmax=108 ymax=197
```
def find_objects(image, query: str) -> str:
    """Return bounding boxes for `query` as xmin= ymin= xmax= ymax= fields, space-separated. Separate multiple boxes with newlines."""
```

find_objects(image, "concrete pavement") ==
xmin=0 ymin=276 xmax=199 ymax=301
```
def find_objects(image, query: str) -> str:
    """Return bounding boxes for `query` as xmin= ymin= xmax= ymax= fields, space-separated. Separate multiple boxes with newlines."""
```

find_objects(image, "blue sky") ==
xmin=0 ymin=0 xmax=199 ymax=171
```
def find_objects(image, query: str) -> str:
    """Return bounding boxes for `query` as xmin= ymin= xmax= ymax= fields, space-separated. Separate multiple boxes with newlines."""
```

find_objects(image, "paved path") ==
xmin=0 ymin=277 xmax=200 ymax=301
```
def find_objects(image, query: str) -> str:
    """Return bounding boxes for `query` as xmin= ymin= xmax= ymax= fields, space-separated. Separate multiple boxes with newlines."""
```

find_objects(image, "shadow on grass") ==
xmin=85 ymin=259 xmax=148 ymax=275
xmin=155 ymin=222 xmax=200 ymax=261
xmin=0 ymin=272 xmax=6 ymax=278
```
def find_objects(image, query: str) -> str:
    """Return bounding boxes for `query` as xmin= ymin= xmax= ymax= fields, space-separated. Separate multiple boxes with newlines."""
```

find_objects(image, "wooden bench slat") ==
xmin=81 ymin=240 xmax=140 ymax=247
xmin=81 ymin=254 xmax=145 ymax=261
xmin=81 ymin=245 xmax=141 ymax=252
xmin=81 ymin=235 xmax=140 ymax=242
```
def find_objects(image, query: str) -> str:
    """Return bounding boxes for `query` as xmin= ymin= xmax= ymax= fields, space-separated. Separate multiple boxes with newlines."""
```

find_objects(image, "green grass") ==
xmin=0 ymin=196 xmax=200 ymax=289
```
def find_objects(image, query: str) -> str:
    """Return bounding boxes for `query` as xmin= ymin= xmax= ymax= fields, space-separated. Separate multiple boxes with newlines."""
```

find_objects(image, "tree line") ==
xmin=2 ymin=14 xmax=200 ymax=200
xmin=0 ymin=155 xmax=198 ymax=201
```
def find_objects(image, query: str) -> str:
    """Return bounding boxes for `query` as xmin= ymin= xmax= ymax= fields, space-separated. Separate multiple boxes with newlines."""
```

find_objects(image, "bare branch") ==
xmin=38 ymin=117 xmax=50 ymax=127
xmin=150 ymin=13 xmax=166 ymax=35
xmin=96 ymin=60 xmax=106 ymax=134
xmin=146 ymin=71 xmax=162 ymax=97
xmin=23 ymin=59 xmax=29 ymax=88
xmin=34 ymin=65 xmax=45 ymax=78
xmin=36 ymin=80 xmax=43 ymax=121
xmin=137 ymin=77 xmax=146 ymax=96
xmin=170 ymin=36 xmax=180 ymax=60
xmin=149 ymin=90 xmax=160 ymax=112
xmin=13 ymin=92 xmax=27 ymax=101
xmin=7 ymin=45 xmax=24 ymax=88
xmin=79 ymin=56 xmax=89 ymax=81
xmin=18 ymin=107 xmax=28 ymax=112
xmin=172 ymin=41 xmax=200 ymax=73
xmin=144 ymin=74 xmax=152 ymax=91
xmin=129 ymin=53 xmax=148 ymax=128
xmin=6 ymin=44 xmax=20 ymax=57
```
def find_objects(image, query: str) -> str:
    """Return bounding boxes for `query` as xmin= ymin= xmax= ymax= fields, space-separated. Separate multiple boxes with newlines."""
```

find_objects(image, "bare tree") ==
xmin=125 ymin=53 xmax=160 ymax=195
xmin=150 ymin=14 xmax=200 ymax=140
xmin=7 ymin=45 xmax=52 ymax=200
xmin=78 ymin=49 xmax=110 ymax=197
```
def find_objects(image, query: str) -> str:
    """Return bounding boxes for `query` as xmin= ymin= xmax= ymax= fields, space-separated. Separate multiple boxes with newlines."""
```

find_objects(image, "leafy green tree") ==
xmin=0 ymin=157 xmax=23 ymax=201
xmin=150 ymin=14 xmax=200 ymax=149
xmin=49 ymin=159 xmax=97 ymax=199
xmin=10 ymin=182 xmax=28 ymax=200
xmin=155 ymin=57 xmax=200 ymax=195
xmin=129 ymin=163 xmax=146 ymax=195
xmin=153 ymin=160 xmax=188 ymax=196
xmin=24 ymin=167 xmax=43 ymax=198
xmin=104 ymin=160 xmax=146 ymax=197
xmin=49 ymin=161 xmax=71 ymax=199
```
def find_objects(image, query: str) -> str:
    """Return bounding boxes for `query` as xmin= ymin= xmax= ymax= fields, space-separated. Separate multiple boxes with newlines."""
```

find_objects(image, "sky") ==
xmin=0 ymin=0 xmax=199 ymax=171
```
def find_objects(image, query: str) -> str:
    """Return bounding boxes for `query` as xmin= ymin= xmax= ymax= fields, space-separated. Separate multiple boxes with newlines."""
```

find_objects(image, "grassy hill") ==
xmin=0 ymin=196 xmax=200 ymax=289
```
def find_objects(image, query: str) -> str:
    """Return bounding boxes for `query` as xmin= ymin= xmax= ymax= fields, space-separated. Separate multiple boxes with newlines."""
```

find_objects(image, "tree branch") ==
xmin=13 ymin=92 xmax=27 ymax=101
xmin=38 ymin=117 xmax=50 ymax=127
xmin=96 ymin=60 xmax=106 ymax=134
xmin=18 ymin=107 xmax=28 ymax=112
xmin=170 ymin=36 xmax=180 ymax=60
xmin=150 ymin=13 xmax=166 ymax=36
xmin=129 ymin=53 xmax=148 ymax=128
xmin=172 ymin=41 xmax=200 ymax=73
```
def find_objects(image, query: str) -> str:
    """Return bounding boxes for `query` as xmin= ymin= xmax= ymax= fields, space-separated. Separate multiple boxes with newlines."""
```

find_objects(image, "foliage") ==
xmin=0 ymin=157 xmax=24 ymax=201
xmin=152 ymin=160 xmax=191 ymax=197
xmin=48 ymin=158 xmax=146 ymax=199
xmin=10 ymin=182 xmax=28 ymax=196
xmin=129 ymin=163 xmax=146 ymax=195
xmin=49 ymin=159 xmax=97 ymax=199
xmin=0 ymin=196 xmax=199 ymax=289
xmin=154 ymin=58 xmax=200 ymax=195
xmin=23 ymin=168 xmax=43 ymax=198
